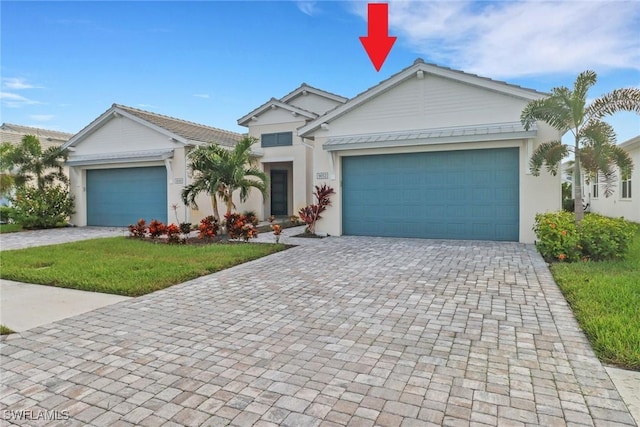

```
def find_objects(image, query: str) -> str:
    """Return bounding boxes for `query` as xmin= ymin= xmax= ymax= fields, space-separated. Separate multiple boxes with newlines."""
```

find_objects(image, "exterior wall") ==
xmin=245 ymin=119 xmax=312 ymax=220
xmin=68 ymin=116 xmax=189 ymax=226
xmin=320 ymin=75 xmax=527 ymax=136
xmin=287 ymin=93 xmax=343 ymax=116
xmin=588 ymin=145 xmax=639 ymax=223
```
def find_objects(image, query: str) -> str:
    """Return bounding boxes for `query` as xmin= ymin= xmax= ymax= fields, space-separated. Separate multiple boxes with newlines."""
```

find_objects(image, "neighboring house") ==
xmin=240 ymin=59 xmax=560 ymax=243
xmin=0 ymin=123 xmax=74 ymax=149
xmin=62 ymin=104 xmax=242 ymax=227
xmin=586 ymin=135 xmax=639 ymax=222
xmin=0 ymin=123 xmax=74 ymax=205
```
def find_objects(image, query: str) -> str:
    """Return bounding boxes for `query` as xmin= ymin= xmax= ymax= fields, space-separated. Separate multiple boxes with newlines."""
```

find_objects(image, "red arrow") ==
xmin=359 ymin=3 xmax=397 ymax=71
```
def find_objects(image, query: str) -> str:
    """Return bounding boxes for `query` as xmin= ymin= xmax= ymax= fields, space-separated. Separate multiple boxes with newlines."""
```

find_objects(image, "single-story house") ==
xmin=1 ymin=123 xmax=74 ymax=149
xmin=585 ymin=135 xmax=639 ymax=222
xmin=65 ymin=59 xmax=561 ymax=242
xmin=240 ymin=59 xmax=560 ymax=243
xmin=62 ymin=104 xmax=243 ymax=227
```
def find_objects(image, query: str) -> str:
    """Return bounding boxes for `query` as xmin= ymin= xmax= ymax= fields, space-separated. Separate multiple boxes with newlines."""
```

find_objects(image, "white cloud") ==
xmin=365 ymin=0 xmax=640 ymax=78
xmin=29 ymin=114 xmax=55 ymax=122
xmin=2 ymin=77 xmax=42 ymax=90
xmin=193 ymin=94 xmax=210 ymax=99
xmin=296 ymin=1 xmax=318 ymax=16
xmin=0 ymin=92 xmax=41 ymax=107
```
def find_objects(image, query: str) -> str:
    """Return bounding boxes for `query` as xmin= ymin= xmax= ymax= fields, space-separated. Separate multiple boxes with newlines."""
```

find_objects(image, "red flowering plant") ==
xmin=298 ymin=184 xmax=335 ymax=235
xmin=148 ymin=219 xmax=167 ymax=239
xmin=198 ymin=216 xmax=219 ymax=240
xmin=128 ymin=219 xmax=147 ymax=238
xmin=166 ymin=223 xmax=182 ymax=244
xmin=271 ymin=224 xmax=282 ymax=243
xmin=225 ymin=212 xmax=259 ymax=242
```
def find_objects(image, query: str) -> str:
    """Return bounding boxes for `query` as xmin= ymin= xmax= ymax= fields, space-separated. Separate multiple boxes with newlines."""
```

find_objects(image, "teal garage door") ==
xmin=342 ymin=148 xmax=519 ymax=241
xmin=86 ymin=167 xmax=167 ymax=226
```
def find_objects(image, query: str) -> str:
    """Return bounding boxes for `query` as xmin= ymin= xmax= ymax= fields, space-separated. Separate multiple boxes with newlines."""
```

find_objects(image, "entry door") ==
xmin=270 ymin=170 xmax=288 ymax=216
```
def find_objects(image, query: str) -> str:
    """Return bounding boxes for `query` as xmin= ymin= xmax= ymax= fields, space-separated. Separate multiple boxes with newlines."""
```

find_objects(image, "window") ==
xmin=622 ymin=175 xmax=632 ymax=199
xmin=592 ymin=174 xmax=599 ymax=199
xmin=261 ymin=132 xmax=293 ymax=148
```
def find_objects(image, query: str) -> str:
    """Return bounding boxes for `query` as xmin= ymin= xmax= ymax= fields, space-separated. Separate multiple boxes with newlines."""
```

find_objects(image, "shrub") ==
xmin=298 ymin=184 xmax=335 ymax=234
xmin=10 ymin=185 xmax=75 ymax=229
xmin=179 ymin=222 xmax=192 ymax=236
xmin=534 ymin=212 xmax=635 ymax=262
xmin=0 ymin=206 xmax=15 ymax=223
xmin=271 ymin=224 xmax=282 ymax=243
xmin=128 ymin=219 xmax=147 ymax=238
xmin=148 ymin=220 xmax=166 ymax=239
xmin=225 ymin=212 xmax=258 ymax=241
xmin=243 ymin=211 xmax=259 ymax=226
xmin=198 ymin=216 xmax=219 ymax=240
xmin=166 ymin=223 xmax=182 ymax=244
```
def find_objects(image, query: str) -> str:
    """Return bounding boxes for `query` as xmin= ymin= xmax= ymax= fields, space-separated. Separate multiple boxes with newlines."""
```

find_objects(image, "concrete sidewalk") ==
xmin=0 ymin=279 xmax=131 ymax=332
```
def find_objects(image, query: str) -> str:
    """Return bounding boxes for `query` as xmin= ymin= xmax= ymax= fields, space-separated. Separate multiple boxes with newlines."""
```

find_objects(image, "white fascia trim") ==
xmin=299 ymin=62 xmax=546 ymax=138
xmin=323 ymin=131 xmax=537 ymax=152
xmin=280 ymin=85 xmax=348 ymax=104
xmin=260 ymin=157 xmax=295 ymax=163
xmin=66 ymin=149 xmax=174 ymax=166
xmin=237 ymin=100 xmax=317 ymax=126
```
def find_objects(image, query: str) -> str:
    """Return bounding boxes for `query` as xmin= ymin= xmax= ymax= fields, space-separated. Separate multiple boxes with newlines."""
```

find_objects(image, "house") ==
xmin=62 ymin=104 xmax=242 ymax=227
xmin=66 ymin=59 xmax=561 ymax=242
xmin=0 ymin=123 xmax=74 ymax=148
xmin=239 ymin=59 xmax=560 ymax=243
xmin=585 ymin=135 xmax=639 ymax=222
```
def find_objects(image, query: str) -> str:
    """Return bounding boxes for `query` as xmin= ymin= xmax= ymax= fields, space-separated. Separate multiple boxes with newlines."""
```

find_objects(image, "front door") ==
xmin=270 ymin=170 xmax=288 ymax=216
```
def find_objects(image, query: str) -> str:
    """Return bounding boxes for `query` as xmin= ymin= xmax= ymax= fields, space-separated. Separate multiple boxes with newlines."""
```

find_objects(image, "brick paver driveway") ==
xmin=1 ymin=237 xmax=635 ymax=426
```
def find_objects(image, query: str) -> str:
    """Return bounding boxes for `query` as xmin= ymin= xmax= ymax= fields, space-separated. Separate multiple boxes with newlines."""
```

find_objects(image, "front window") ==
xmin=621 ymin=174 xmax=632 ymax=199
xmin=261 ymin=132 xmax=293 ymax=148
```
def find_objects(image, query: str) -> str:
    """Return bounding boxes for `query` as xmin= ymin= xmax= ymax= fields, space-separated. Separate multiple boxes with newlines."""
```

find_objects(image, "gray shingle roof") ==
xmin=114 ymin=104 xmax=243 ymax=147
xmin=0 ymin=123 xmax=73 ymax=148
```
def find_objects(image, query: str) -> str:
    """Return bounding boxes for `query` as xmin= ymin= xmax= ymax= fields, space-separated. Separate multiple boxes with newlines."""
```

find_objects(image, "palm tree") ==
xmin=182 ymin=136 xmax=268 ymax=219
xmin=3 ymin=135 xmax=69 ymax=191
xmin=0 ymin=142 xmax=15 ymax=197
xmin=521 ymin=70 xmax=640 ymax=222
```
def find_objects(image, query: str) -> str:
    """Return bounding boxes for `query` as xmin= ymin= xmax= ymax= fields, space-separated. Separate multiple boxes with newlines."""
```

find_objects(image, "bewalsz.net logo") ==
xmin=3 ymin=409 xmax=70 ymax=421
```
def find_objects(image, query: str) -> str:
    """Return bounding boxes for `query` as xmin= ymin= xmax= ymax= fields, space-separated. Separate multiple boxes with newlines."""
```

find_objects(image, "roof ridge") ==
xmin=279 ymin=83 xmax=348 ymax=103
xmin=0 ymin=123 xmax=74 ymax=137
xmin=114 ymin=104 xmax=243 ymax=137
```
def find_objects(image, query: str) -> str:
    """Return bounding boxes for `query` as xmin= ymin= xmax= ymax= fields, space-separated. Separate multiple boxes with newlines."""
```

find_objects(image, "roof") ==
xmin=0 ymin=123 xmax=73 ymax=146
xmin=299 ymin=58 xmax=548 ymax=138
xmin=323 ymin=121 xmax=537 ymax=151
xmin=65 ymin=104 xmax=242 ymax=149
xmin=237 ymin=83 xmax=347 ymax=126
xmin=619 ymin=135 xmax=640 ymax=151
xmin=66 ymin=149 xmax=174 ymax=166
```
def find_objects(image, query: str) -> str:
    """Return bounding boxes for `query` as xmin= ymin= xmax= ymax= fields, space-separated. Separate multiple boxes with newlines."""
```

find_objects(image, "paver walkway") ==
xmin=0 ymin=237 xmax=636 ymax=426
xmin=0 ymin=227 xmax=124 ymax=251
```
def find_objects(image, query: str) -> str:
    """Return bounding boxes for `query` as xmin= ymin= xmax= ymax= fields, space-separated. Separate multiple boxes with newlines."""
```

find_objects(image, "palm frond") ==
xmin=521 ymin=95 xmax=572 ymax=132
xmin=529 ymin=140 xmax=568 ymax=176
xmin=585 ymin=88 xmax=640 ymax=122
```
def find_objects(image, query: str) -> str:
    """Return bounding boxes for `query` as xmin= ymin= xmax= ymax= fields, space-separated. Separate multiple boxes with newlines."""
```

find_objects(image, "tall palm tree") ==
xmin=182 ymin=136 xmax=268 ymax=219
xmin=3 ymin=135 xmax=69 ymax=191
xmin=521 ymin=70 xmax=640 ymax=222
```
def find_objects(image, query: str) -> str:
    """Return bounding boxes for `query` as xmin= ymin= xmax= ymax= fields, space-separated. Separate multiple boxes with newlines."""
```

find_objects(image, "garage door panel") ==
xmin=87 ymin=167 xmax=167 ymax=227
xmin=342 ymin=148 xmax=519 ymax=241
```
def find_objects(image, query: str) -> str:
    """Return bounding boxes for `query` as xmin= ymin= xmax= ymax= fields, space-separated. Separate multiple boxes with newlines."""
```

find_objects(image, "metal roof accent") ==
xmin=322 ymin=122 xmax=537 ymax=151
xmin=66 ymin=149 xmax=174 ymax=166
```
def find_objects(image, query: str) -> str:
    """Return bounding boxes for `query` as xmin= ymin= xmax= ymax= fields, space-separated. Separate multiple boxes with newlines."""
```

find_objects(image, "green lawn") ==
xmin=0 ymin=223 xmax=23 ymax=233
xmin=0 ymin=237 xmax=286 ymax=297
xmin=550 ymin=225 xmax=640 ymax=370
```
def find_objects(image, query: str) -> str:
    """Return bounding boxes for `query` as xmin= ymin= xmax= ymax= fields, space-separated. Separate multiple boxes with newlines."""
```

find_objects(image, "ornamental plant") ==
xmin=10 ymin=185 xmax=75 ymax=229
xmin=225 ymin=212 xmax=258 ymax=242
xmin=298 ymin=184 xmax=335 ymax=234
xmin=128 ymin=219 xmax=147 ymax=238
xmin=165 ymin=223 xmax=181 ymax=244
xmin=533 ymin=212 xmax=634 ymax=262
xmin=271 ymin=224 xmax=282 ymax=243
xmin=148 ymin=219 xmax=167 ymax=239
xmin=198 ymin=215 xmax=219 ymax=240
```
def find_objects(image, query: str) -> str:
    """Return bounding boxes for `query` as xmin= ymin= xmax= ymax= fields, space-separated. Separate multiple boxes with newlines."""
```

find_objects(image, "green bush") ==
xmin=10 ymin=185 xmax=75 ymax=229
xmin=0 ymin=205 xmax=15 ymax=223
xmin=534 ymin=212 xmax=635 ymax=262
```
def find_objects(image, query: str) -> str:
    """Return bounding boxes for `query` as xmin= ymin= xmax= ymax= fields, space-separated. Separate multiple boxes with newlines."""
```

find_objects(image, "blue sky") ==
xmin=1 ymin=1 xmax=639 ymax=142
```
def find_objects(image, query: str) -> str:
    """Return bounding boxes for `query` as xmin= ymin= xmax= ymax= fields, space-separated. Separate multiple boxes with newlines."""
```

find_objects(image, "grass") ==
xmin=0 ymin=237 xmax=287 ymax=297
xmin=0 ymin=223 xmax=23 ymax=233
xmin=550 ymin=225 xmax=640 ymax=370
xmin=0 ymin=324 xmax=15 ymax=335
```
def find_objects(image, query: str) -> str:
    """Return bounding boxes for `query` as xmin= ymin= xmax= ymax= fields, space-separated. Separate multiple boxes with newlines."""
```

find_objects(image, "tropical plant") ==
xmin=198 ymin=215 xmax=219 ymax=240
xmin=10 ymin=185 xmax=74 ymax=229
xmin=521 ymin=70 xmax=640 ymax=222
xmin=0 ymin=142 xmax=15 ymax=197
xmin=128 ymin=219 xmax=147 ymax=238
xmin=298 ymin=184 xmax=335 ymax=235
xmin=182 ymin=137 xmax=268 ymax=219
xmin=225 ymin=212 xmax=258 ymax=241
xmin=3 ymin=135 xmax=68 ymax=191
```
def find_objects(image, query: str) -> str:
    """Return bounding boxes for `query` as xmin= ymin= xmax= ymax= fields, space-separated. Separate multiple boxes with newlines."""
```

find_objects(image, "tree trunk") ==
xmin=574 ymin=140 xmax=584 ymax=223
xmin=210 ymin=195 xmax=220 ymax=221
